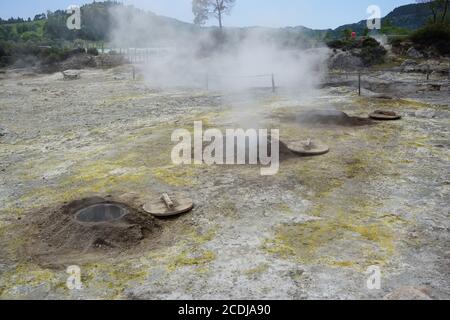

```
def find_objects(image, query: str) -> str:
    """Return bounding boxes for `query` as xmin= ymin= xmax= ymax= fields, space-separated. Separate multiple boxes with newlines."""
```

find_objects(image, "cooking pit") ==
xmin=191 ymin=134 xmax=296 ymax=163
xmin=75 ymin=203 xmax=128 ymax=224
xmin=26 ymin=196 xmax=162 ymax=267
xmin=278 ymin=109 xmax=374 ymax=127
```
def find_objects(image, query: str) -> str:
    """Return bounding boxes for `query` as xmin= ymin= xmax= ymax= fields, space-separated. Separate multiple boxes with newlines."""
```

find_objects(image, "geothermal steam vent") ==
xmin=75 ymin=203 xmax=127 ymax=224
xmin=29 ymin=197 xmax=159 ymax=261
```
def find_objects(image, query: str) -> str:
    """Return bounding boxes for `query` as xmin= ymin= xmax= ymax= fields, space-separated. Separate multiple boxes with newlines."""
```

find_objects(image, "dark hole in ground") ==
xmin=75 ymin=203 xmax=127 ymax=223
xmin=26 ymin=196 xmax=162 ymax=267
xmin=279 ymin=110 xmax=374 ymax=127
xmin=191 ymin=134 xmax=295 ymax=162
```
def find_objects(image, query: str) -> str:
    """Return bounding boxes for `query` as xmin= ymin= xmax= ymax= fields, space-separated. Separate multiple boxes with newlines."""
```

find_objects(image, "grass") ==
xmin=262 ymin=102 xmax=413 ymax=270
xmin=168 ymin=250 xmax=216 ymax=272
xmin=263 ymin=206 xmax=399 ymax=270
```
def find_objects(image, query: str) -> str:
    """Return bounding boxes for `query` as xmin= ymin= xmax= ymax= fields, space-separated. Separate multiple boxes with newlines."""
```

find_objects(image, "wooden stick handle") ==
xmin=161 ymin=193 xmax=175 ymax=209
xmin=304 ymin=139 xmax=313 ymax=150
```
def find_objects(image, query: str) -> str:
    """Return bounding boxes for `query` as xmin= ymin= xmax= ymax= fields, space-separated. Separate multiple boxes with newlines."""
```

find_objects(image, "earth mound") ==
xmin=27 ymin=196 xmax=160 ymax=266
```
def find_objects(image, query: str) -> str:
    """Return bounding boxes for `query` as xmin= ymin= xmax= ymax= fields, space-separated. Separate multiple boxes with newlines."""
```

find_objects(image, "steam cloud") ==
xmin=108 ymin=5 xmax=330 ymax=92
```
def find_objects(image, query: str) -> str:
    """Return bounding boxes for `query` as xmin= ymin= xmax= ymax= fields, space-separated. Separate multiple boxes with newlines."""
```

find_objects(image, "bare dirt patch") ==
xmin=277 ymin=110 xmax=374 ymax=127
xmin=26 ymin=195 xmax=162 ymax=268
xmin=0 ymin=68 xmax=448 ymax=299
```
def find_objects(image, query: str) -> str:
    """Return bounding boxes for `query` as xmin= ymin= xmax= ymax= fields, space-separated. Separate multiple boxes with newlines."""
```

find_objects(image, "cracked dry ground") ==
xmin=0 ymin=67 xmax=448 ymax=299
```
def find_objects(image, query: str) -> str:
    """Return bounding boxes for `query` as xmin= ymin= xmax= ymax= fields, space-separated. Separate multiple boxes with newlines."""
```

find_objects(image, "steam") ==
xmin=108 ymin=5 xmax=330 ymax=128
xmin=370 ymin=32 xmax=389 ymax=48
xmin=107 ymin=7 xmax=329 ymax=129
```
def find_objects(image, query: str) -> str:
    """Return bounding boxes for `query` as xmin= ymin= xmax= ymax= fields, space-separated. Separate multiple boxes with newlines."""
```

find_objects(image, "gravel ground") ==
xmin=0 ymin=66 xmax=448 ymax=299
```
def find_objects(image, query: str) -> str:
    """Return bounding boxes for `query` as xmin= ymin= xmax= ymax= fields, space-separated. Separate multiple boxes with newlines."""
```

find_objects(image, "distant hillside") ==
xmin=0 ymin=1 xmax=439 ymax=46
xmin=0 ymin=1 xmax=201 ymax=44
xmin=384 ymin=3 xmax=437 ymax=29
xmin=326 ymin=2 xmax=434 ymax=39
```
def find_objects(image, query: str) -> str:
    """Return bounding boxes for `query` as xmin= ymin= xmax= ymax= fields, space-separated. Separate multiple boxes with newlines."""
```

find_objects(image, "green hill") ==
xmin=325 ymin=2 xmax=436 ymax=39
xmin=0 ymin=1 xmax=198 ymax=44
xmin=0 ymin=1 xmax=446 ymax=48
xmin=384 ymin=3 xmax=436 ymax=29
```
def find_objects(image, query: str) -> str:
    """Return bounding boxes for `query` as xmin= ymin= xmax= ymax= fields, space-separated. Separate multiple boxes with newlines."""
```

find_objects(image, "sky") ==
xmin=0 ymin=0 xmax=414 ymax=29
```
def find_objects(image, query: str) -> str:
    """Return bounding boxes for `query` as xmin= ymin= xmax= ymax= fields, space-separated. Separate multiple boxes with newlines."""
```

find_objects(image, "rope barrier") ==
xmin=203 ymin=73 xmax=277 ymax=92
xmin=327 ymin=69 xmax=449 ymax=96
xmin=207 ymin=74 xmax=274 ymax=79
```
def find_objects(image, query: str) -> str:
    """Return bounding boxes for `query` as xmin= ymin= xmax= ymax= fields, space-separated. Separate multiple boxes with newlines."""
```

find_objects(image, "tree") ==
xmin=34 ymin=13 xmax=46 ymax=21
xmin=442 ymin=0 xmax=449 ymax=22
xmin=418 ymin=0 xmax=439 ymax=22
xmin=363 ymin=27 xmax=370 ymax=37
xmin=342 ymin=28 xmax=352 ymax=40
xmin=417 ymin=0 xmax=450 ymax=23
xmin=192 ymin=0 xmax=236 ymax=29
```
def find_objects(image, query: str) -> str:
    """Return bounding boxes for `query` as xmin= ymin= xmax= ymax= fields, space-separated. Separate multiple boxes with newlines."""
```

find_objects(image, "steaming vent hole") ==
xmin=75 ymin=203 xmax=127 ymax=223
xmin=28 ymin=197 xmax=166 ymax=266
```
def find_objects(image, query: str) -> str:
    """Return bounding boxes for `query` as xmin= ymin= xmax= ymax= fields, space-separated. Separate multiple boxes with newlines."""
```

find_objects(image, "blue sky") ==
xmin=0 ymin=0 xmax=413 ymax=29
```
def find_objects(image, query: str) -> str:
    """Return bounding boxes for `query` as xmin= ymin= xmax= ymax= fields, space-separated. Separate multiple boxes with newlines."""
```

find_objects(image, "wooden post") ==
xmin=427 ymin=65 xmax=430 ymax=81
xmin=271 ymin=73 xmax=276 ymax=93
xmin=132 ymin=66 xmax=135 ymax=80
xmin=358 ymin=71 xmax=361 ymax=96
xmin=206 ymin=74 xmax=209 ymax=90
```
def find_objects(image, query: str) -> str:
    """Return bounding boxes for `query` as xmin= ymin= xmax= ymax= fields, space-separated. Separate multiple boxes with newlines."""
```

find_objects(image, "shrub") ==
xmin=0 ymin=41 xmax=84 ymax=68
xmin=42 ymin=52 xmax=61 ymax=65
xmin=361 ymin=37 xmax=380 ymax=48
xmin=39 ymin=47 xmax=70 ymax=65
xmin=87 ymin=47 xmax=99 ymax=56
xmin=410 ymin=23 xmax=450 ymax=55
xmin=326 ymin=39 xmax=358 ymax=50
xmin=360 ymin=45 xmax=387 ymax=66
xmin=327 ymin=36 xmax=387 ymax=67
xmin=68 ymin=48 xmax=86 ymax=56
xmin=327 ymin=39 xmax=345 ymax=49
xmin=388 ymin=37 xmax=403 ymax=47
xmin=358 ymin=37 xmax=387 ymax=66
xmin=20 ymin=31 xmax=40 ymax=42
xmin=0 ymin=42 xmax=7 ymax=57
